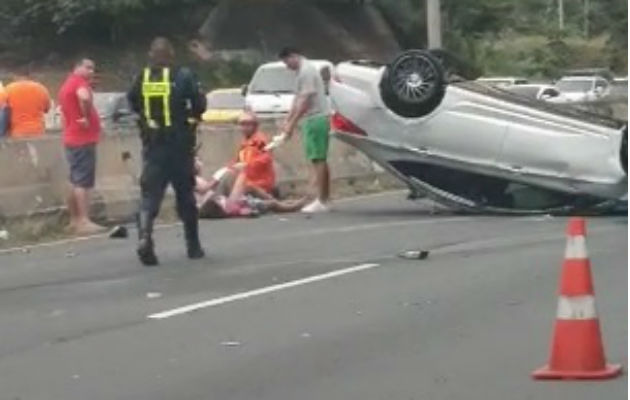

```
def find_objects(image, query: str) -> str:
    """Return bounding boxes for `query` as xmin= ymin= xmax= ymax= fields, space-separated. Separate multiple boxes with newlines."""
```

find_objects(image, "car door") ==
xmin=413 ymin=89 xmax=508 ymax=167
xmin=499 ymin=111 xmax=574 ymax=179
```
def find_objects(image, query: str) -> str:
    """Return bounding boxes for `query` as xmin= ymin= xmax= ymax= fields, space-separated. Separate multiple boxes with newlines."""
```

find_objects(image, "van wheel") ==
xmin=380 ymin=50 xmax=446 ymax=118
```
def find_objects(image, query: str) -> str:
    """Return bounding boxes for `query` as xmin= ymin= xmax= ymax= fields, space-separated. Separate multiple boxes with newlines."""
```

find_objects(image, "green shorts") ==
xmin=301 ymin=114 xmax=330 ymax=162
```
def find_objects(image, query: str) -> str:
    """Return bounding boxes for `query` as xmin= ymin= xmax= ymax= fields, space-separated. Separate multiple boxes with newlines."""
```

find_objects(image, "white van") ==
xmin=243 ymin=60 xmax=333 ymax=118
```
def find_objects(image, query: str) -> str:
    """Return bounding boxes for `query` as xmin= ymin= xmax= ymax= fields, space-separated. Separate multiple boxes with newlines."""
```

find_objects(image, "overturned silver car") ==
xmin=330 ymin=50 xmax=627 ymax=214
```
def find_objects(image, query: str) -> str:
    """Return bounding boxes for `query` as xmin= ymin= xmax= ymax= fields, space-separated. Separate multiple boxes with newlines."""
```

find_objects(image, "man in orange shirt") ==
xmin=4 ymin=69 xmax=51 ymax=138
xmin=230 ymin=111 xmax=276 ymax=196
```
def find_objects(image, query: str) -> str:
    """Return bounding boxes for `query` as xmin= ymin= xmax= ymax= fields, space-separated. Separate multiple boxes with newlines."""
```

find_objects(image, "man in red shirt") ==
xmin=58 ymin=58 xmax=104 ymax=235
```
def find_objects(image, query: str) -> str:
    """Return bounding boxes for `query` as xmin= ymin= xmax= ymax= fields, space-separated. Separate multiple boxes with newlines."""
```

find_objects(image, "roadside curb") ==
xmin=0 ymin=172 xmax=404 ymax=249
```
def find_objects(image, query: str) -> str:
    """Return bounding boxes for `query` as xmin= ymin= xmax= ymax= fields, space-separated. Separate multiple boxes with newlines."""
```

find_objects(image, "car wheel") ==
xmin=380 ymin=50 xmax=446 ymax=118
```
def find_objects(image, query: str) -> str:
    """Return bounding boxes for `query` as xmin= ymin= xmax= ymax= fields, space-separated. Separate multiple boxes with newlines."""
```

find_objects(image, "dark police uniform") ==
xmin=127 ymin=65 xmax=207 ymax=265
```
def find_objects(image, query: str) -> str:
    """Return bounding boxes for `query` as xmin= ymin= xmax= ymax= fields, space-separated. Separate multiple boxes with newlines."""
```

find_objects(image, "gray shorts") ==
xmin=65 ymin=144 xmax=96 ymax=189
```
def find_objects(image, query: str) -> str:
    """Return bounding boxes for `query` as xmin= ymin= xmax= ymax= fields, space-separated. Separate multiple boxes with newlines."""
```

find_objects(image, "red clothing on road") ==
xmin=58 ymin=73 xmax=100 ymax=147
xmin=234 ymin=131 xmax=275 ymax=194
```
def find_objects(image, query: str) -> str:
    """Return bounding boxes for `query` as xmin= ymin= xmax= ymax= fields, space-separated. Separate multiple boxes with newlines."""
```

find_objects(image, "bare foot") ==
xmin=64 ymin=222 xmax=77 ymax=234
xmin=74 ymin=221 xmax=107 ymax=236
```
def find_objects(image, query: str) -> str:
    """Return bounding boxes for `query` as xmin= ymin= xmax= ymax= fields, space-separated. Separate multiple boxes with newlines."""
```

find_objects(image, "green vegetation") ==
xmin=376 ymin=0 xmax=627 ymax=76
xmin=0 ymin=0 xmax=626 ymax=88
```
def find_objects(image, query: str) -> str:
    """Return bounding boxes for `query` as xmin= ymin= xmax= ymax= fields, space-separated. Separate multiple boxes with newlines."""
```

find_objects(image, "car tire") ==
xmin=380 ymin=50 xmax=446 ymax=118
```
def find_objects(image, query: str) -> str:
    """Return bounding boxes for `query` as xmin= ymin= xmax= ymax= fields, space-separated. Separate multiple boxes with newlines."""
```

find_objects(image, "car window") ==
xmin=207 ymin=92 xmax=245 ymax=109
xmin=507 ymin=86 xmax=540 ymax=98
xmin=249 ymin=67 xmax=296 ymax=94
xmin=93 ymin=93 xmax=124 ymax=118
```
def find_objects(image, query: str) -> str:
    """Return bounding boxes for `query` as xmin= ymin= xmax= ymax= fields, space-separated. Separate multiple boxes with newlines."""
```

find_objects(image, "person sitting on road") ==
xmin=230 ymin=111 xmax=276 ymax=196
xmin=194 ymin=157 xmax=307 ymax=218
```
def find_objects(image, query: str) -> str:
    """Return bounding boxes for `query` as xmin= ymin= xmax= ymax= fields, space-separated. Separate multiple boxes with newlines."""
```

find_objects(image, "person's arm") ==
xmin=283 ymin=71 xmax=316 ymax=139
xmin=126 ymin=73 xmax=143 ymax=115
xmin=41 ymin=86 xmax=51 ymax=113
xmin=195 ymin=176 xmax=215 ymax=195
xmin=181 ymin=68 xmax=207 ymax=121
xmin=284 ymin=93 xmax=313 ymax=139
xmin=76 ymin=86 xmax=92 ymax=129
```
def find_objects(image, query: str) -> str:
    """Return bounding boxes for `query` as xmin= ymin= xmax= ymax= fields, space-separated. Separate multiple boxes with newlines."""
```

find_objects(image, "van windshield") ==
xmin=249 ymin=67 xmax=296 ymax=94
xmin=207 ymin=92 xmax=244 ymax=109
xmin=556 ymin=79 xmax=592 ymax=92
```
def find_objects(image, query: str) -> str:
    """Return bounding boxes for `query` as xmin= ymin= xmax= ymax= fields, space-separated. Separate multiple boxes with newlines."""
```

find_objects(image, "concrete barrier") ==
xmin=0 ymin=120 xmax=385 ymax=225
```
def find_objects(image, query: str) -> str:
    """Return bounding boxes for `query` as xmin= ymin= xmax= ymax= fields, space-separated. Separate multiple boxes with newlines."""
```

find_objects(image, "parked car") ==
xmin=44 ymin=92 xmax=133 ymax=132
xmin=554 ymin=76 xmax=610 ymax=103
xmin=611 ymin=77 xmax=628 ymax=98
xmin=92 ymin=92 xmax=134 ymax=130
xmin=243 ymin=60 xmax=333 ymax=118
xmin=202 ymin=88 xmax=245 ymax=124
xmin=476 ymin=77 xmax=528 ymax=87
xmin=504 ymin=84 xmax=561 ymax=102
xmin=330 ymin=50 xmax=627 ymax=214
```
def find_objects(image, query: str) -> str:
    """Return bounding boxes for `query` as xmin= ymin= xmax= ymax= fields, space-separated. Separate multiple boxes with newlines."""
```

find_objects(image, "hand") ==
xmin=77 ymin=117 xmax=89 ymax=129
xmin=264 ymin=132 xmax=288 ymax=151
xmin=212 ymin=167 xmax=230 ymax=181
xmin=232 ymin=162 xmax=247 ymax=171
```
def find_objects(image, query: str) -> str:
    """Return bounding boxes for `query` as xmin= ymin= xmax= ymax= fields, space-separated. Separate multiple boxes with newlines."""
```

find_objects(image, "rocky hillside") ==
xmin=198 ymin=1 xmax=400 ymax=62
xmin=0 ymin=1 xmax=401 ymax=91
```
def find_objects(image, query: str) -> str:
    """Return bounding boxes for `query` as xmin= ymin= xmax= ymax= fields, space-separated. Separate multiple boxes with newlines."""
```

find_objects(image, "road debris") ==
xmin=398 ymin=249 xmax=430 ymax=260
xmin=109 ymin=225 xmax=129 ymax=239
xmin=49 ymin=309 xmax=66 ymax=318
xmin=146 ymin=292 xmax=163 ymax=299
xmin=220 ymin=341 xmax=242 ymax=347
xmin=300 ymin=332 xmax=312 ymax=338
xmin=0 ymin=229 xmax=9 ymax=240
xmin=65 ymin=250 xmax=76 ymax=258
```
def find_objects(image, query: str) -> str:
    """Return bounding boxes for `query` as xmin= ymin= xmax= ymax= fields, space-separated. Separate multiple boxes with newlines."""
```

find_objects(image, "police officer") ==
xmin=127 ymin=37 xmax=207 ymax=266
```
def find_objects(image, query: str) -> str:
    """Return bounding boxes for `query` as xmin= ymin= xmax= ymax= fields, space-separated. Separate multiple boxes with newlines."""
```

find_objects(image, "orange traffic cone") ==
xmin=532 ymin=217 xmax=622 ymax=380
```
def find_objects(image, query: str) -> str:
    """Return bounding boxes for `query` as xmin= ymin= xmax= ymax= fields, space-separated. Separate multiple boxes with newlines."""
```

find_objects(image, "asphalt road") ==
xmin=0 ymin=192 xmax=626 ymax=400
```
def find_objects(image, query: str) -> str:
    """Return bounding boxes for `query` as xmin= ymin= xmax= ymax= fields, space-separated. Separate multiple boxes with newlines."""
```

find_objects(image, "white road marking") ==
xmin=148 ymin=263 xmax=381 ymax=320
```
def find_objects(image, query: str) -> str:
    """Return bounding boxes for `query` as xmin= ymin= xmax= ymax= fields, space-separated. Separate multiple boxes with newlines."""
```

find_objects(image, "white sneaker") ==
xmin=300 ymin=199 xmax=330 ymax=214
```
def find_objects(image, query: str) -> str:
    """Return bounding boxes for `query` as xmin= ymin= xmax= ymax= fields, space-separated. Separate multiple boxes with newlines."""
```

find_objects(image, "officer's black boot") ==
xmin=183 ymin=218 xmax=205 ymax=260
xmin=137 ymin=211 xmax=159 ymax=266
